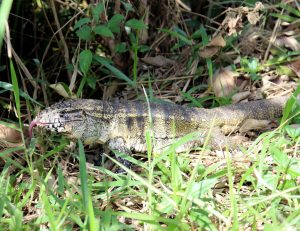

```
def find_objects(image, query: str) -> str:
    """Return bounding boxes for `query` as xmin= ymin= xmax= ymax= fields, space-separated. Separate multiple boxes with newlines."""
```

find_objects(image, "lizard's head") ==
xmin=29 ymin=100 xmax=85 ymax=138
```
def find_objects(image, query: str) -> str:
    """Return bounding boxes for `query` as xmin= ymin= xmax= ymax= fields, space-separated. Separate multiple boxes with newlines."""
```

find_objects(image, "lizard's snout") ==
xmin=29 ymin=111 xmax=66 ymax=138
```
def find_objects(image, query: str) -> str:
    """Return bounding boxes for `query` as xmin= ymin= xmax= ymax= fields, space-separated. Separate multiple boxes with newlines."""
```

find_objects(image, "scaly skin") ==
xmin=31 ymin=96 xmax=289 ymax=153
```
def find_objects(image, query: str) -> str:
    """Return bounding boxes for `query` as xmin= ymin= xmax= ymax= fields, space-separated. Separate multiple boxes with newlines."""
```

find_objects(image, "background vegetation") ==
xmin=0 ymin=0 xmax=300 ymax=230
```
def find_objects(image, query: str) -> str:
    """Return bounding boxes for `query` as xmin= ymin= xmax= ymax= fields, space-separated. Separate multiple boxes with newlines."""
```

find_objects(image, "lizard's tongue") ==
xmin=29 ymin=120 xmax=38 ymax=138
xmin=29 ymin=120 xmax=47 ymax=138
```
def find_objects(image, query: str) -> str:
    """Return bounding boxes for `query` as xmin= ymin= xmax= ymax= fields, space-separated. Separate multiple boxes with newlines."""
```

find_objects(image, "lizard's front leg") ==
xmin=107 ymin=137 xmax=132 ymax=173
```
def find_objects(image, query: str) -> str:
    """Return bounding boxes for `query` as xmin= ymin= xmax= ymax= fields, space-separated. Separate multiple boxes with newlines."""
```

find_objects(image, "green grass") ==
xmin=1 ymin=109 xmax=300 ymax=230
xmin=2 ymin=45 xmax=300 ymax=231
xmin=0 ymin=0 xmax=13 ymax=50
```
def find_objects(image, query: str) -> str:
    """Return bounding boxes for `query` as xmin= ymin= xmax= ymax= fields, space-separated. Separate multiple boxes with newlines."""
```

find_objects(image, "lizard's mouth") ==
xmin=29 ymin=120 xmax=51 ymax=138
xmin=29 ymin=120 xmax=65 ymax=138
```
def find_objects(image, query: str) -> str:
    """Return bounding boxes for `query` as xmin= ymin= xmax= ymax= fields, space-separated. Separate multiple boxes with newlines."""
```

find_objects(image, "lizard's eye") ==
xmin=62 ymin=110 xmax=84 ymax=121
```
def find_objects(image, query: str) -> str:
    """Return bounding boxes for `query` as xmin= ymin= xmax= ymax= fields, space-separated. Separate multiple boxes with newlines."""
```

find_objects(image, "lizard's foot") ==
xmin=108 ymin=137 xmax=133 ymax=174
xmin=114 ymin=153 xmax=132 ymax=174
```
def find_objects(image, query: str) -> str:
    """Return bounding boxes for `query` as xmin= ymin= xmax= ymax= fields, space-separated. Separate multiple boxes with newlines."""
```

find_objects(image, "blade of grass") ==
xmin=10 ymin=60 xmax=23 ymax=134
xmin=131 ymin=32 xmax=139 ymax=84
xmin=0 ymin=81 xmax=42 ymax=106
xmin=78 ymin=139 xmax=98 ymax=230
xmin=0 ymin=0 xmax=13 ymax=50
xmin=104 ymin=153 xmax=177 ymax=208
xmin=270 ymin=13 xmax=297 ymax=22
xmin=0 ymin=121 xmax=22 ymax=132
xmin=198 ymin=25 xmax=213 ymax=85
xmin=281 ymin=85 xmax=300 ymax=123
xmin=18 ymin=181 xmax=36 ymax=208
xmin=279 ymin=2 xmax=300 ymax=17
xmin=93 ymin=55 xmax=135 ymax=87
xmin=226 ymin=150 xmax=238 ymax=229
xmin=41 ymin=184 xmax=57 ymax=230
xmin=0 ymin=146 xmax=24 ymax=158
xmin=56 ymin=198 xmax=71 ymax=229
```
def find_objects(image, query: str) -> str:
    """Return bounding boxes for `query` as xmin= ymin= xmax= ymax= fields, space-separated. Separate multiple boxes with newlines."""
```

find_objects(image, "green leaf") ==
xmin=270 ymin=146 xmax=290 ymax=169
xmin=76 ymin=25 xmax=93 ymax=41
xmin=138 ymin=45 xmax=150 ymax=53
xmin=287 ymin=159 xmax=300 ymax=178
xmin=190 ymin=178 xmax=218 ymax=198
xmin=248 ymin=59 xmax=258 ymax=71
xmin=270 ymin=13 xmax=297 ymax=22
xmin=285 ymin=125 xmax=300 ymax=140
xmin=160 ymin=28 xmax=193 ymax=46
xmin=91 ymin=3 xmax=104 ymax=22
xmin=114 ymin=43 xmax=128 ymax=53
xmin=122 ymin=2 xmax=134 ymax=14
xmin=93 ymin=25 xmax=114 ymax=38
xmin=191 ymin=28 xmax=205 ymax=40
xmin=93 ymin=55 xmax=135 ymax=86
xmin=281 ymin=84 xmax=300 ymax=123
xmin=79 ymin=50 xmax=93 ymax=76
xmin=73 ymin=18 xmax=91 ymax=30
xmin=125 ymin=19 xmax=147 ymax=30
xmin=86 ymin=75 xmax=97 ymax=89
xmin=108 ymin=14 xmax=124 ymax=33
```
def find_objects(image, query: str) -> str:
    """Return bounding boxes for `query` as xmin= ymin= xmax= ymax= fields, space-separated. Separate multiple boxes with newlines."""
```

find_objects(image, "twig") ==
xmin=263 ymin=9 xmax=283 ymax=62
xmin=49 ymin=0 xmax=72 ymax=81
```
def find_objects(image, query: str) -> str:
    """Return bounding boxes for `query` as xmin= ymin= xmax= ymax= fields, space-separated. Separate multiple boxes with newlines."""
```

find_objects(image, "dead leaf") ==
xmin=0 ymin=124 xmax=24 ymax=148
xmin=246 ymin=2 xmax=263 ymax=25
xmin=253 ymin=2 xmax=264 ymax=11
xmin=199 ymin=35 xmax=226 ymax=58
xmin=141 ymin=55 xmax=175 ymax=67
xmin=212 ymin=67 xmax=238 ymax=97
xmin=50 ymin=83 xmax=77 ymax=99
xmin=228 ymin=14 xmax=242 ymax=35
xmin=199 ymin=47 xmax=219 ymax=59
xmin=275 ymin=36 xmax=300 ymax=51
xmin=103 ymin=81 xmax=119 ymax=100
xmin=287 ymin=59 xmax=300 ymax=77
xmin=207 ymin=35 xmax=226 ymax=47
xmin=247 ymin=11 xmax=260 ymax=25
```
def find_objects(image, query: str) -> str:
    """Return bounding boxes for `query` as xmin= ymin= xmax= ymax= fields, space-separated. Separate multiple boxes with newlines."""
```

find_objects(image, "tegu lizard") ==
xmin=30 ymin=96 xmax=290 ymax=155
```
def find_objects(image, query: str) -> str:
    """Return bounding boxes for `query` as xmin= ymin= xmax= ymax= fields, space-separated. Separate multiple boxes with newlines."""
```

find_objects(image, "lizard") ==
xmin=30 ymin=95 xmax=290 ymax=158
